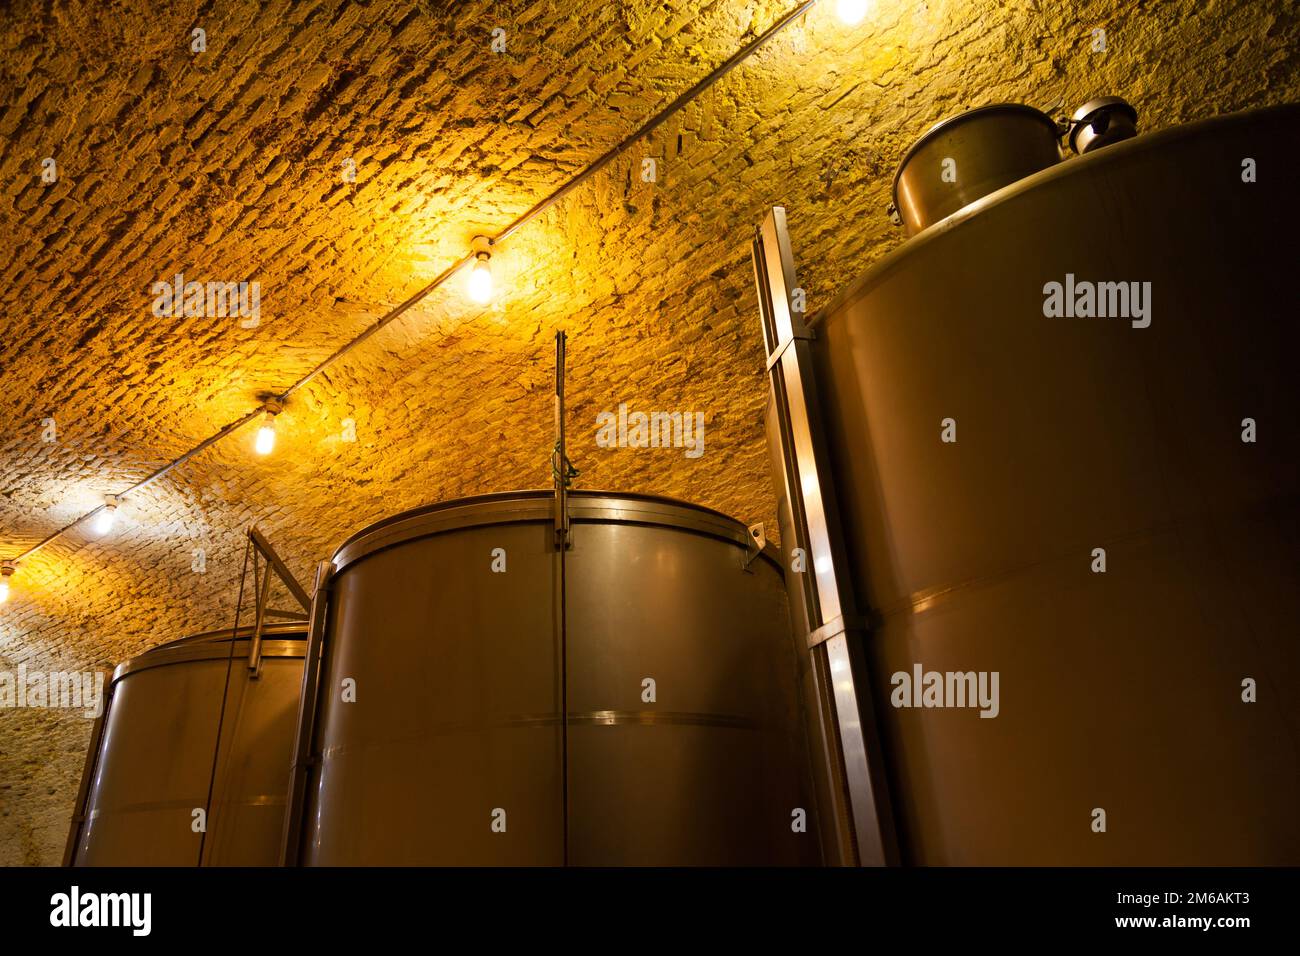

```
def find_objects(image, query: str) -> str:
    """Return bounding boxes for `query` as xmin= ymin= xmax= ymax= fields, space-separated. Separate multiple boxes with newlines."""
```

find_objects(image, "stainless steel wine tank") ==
xmin=795 ymin=104 xmax=1300 ymax=864
xmin=284 ymin=490 xmax=817 ymax=866
xmin=65 ymin=623 xmax=307 ymax=866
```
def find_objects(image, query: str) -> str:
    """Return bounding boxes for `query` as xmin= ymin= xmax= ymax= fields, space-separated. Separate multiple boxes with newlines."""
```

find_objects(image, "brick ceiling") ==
xmin=1 ymin=0 xmax=1297 ymax=863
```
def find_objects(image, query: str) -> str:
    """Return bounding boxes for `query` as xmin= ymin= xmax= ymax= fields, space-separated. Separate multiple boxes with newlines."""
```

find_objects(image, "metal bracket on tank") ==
xmin=742 ymin=522 xmax=766 ymax=571
xmin=805 ymin=613 xmax=870 ymax=649
xmin=241 ymin=526 xmax=311 ymax=677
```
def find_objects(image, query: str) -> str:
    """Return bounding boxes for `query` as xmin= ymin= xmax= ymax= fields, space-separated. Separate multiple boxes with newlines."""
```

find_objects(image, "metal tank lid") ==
xmin=889 ymin=103 xmax=1058 ymax=212
xmin=112 ymin=621 xmax=308 ymax=683
xmin=329 ymin=488 xmax=779 ymax=575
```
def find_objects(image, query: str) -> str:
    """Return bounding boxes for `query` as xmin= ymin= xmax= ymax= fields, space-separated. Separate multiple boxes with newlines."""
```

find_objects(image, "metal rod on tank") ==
xmin=199 ymin=535 xmax=254 ymax=866
xmin=752 ymin=206 xmax=899 ymax=867
xmin=249 ymin=556 xmax=273 ymax=678
xmin=553 ymin=331 xmax=572 ymax=550
xmin=552 ymin=329 xmax=572 ymax=864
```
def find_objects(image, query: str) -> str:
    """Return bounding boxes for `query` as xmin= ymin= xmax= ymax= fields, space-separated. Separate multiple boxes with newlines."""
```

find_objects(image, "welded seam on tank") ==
xmin=313 ymin=711 xmax=766 ymax=759
xmin=877 ymin=521 xmax=1184 ymax=620
xmin=568 ymin=710 xmax=762 ymax=728
xmin=87 ymin=795 xmax=287 ymax=818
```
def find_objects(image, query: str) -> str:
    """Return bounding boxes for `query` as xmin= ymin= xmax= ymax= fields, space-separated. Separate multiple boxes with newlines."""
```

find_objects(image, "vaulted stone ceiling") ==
xmin=1 ymin=0 xmax=1296 ymax=864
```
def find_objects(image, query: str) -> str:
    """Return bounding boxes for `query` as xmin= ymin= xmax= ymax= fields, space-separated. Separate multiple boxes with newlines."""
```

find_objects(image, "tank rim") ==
xmin=112 ymin=624 xmax=307 ymax=684
xmin=146 ymin=620 xmax=308 ymax=654
xmin=329 ymin=488 xmax=780 ymax=575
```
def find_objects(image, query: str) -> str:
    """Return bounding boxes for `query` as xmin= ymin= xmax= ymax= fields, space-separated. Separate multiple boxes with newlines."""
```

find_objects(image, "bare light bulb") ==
xmin=467 ymin=253 xmax=493 ymax=304
xmin=0 ymin=577 xmax=9 ymax=604
xmin=255 ymin=413 xmax=277 ymax=455
xmin=837 ymin=0 xmax=869 ymax=25
xmin=93 ymin=500 xmax=117 ymax=535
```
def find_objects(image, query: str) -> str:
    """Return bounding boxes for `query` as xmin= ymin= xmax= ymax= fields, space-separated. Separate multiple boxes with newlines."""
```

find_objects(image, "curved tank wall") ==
xmin=67 ymin=623 xmax=307 ymax=866
xmin=811 ymin=104 xmax=1300 ymax=864
xmin=292 ymin=490 xmax=816 ymax=866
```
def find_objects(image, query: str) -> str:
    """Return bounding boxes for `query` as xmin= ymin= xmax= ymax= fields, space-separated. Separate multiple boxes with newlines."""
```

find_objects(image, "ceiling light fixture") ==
xmin=255 ymin=400 xmax=282 ymax=456
xmin=92 ymin=495 xmax=119 ymax=536
xmin=836 ymin=0 xmax=869 ymax=25
xmin=0 ymin=561 xmax=14 ymax=603
xmin=467 ymin=235 xmax=494 ymax=305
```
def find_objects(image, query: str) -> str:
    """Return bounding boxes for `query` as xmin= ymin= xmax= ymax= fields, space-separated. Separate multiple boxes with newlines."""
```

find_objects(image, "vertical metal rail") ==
xmin=198 ymin=535 xmax=253 ymax=867
xmin=752 ymin=206 xmax=898 ymax=867
xmin=553 ymin=331 xmax=575 ymax=550
xmin=60 ymin=669 xmax=115 ymax=867
xmin=552 ymin=330 xmax=573 ymax=865
xmin=248 ymin=559 xmax=273 ymax=678
xmin=279 ymin=559 xmax=334 ymax=866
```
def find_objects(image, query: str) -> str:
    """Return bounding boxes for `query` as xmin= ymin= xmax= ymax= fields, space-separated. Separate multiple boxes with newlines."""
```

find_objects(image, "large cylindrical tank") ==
xmin=290 ymin=490 xmax=815 ymax=865
xmin=810 ymin=104 xmax=1300 ymax=864
xmin=66 ymin=623 xmax=306 ymax=866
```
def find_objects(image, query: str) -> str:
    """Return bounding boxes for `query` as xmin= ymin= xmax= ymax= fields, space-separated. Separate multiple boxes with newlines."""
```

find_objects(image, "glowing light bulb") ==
xmin=0 ymin=578 xmax=9 ymax=603
xmin=93 ymin=499 xmax=117 ymax=535
xmin=255 ymin=413 xmax=276 ymax=455
xmin=467 ymin=253 xmax=493 ymax=304
xmin=836 ymin=0 xmax=869 ymax=25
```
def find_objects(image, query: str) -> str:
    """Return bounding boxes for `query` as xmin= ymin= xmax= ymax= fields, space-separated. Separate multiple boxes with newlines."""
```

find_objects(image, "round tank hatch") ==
xmin=890 ymin=103 xmax=1061 ymax=236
